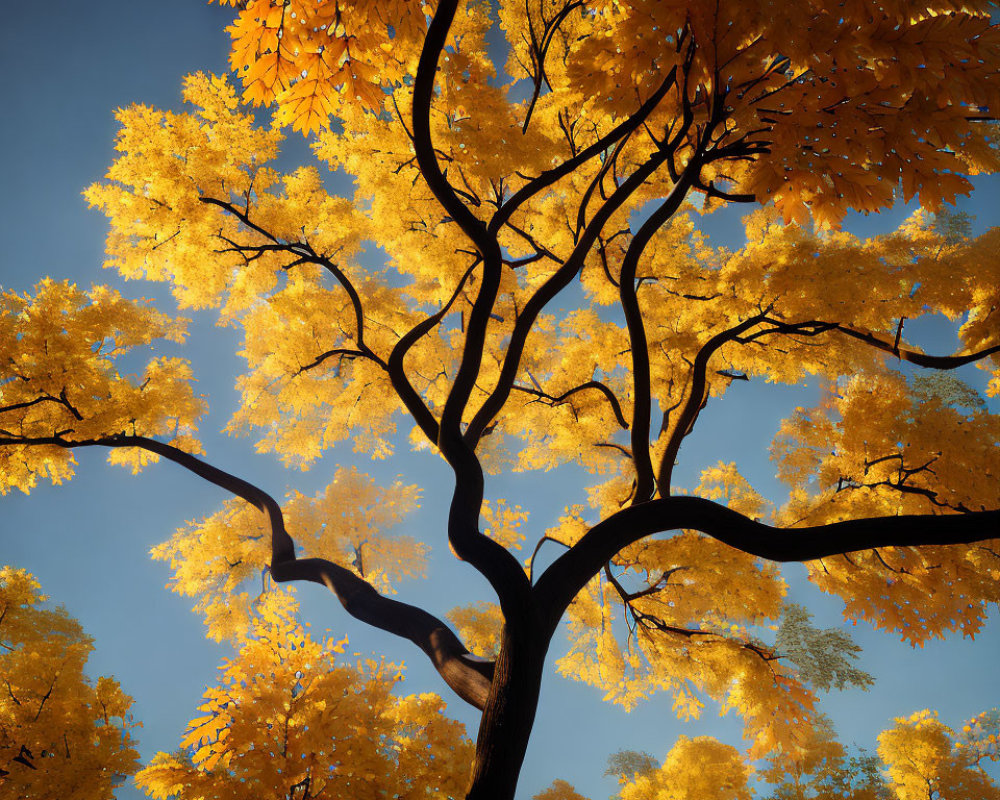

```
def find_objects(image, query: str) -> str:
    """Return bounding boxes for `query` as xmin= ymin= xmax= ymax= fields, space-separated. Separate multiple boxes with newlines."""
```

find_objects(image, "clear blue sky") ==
xmin=2 ymin=3 xmax=999 ymax=799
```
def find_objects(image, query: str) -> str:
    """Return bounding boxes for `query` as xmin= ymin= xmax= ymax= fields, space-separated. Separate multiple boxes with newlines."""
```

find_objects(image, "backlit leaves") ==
xmin=0 ymin=280 xmax=203 ymax=493
xmin=151 ymin=467 xmax=422 ymax=641
xmin=83 ymin=73 xmax=283 ymax=311
xmin=136 ymin=591 xmax=473 ymax=799
xmin=10 ymin=0 xmax=999 ymax=785
xmin=555 ymin=528 xmax=812 ymax=758
xmin=618 ymin=737 xmax=752 ymax=800
xmin=0 ymin=568 xmax=140 ymax=800
xmin=772 ymin=373 xmax=1000 ymax=644
xmin=216 ymin=0 xmax=434 ymax=131
xmin=879 ymin=710 xmax=1000 ymax=800
xmin=446 ymin=601 xmax=503 ymax=658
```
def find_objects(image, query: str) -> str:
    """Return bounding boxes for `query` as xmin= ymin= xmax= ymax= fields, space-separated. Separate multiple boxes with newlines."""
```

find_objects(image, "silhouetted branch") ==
xmin=406 ymin=0 xmax=533 ymax=622
xmin=491 ymin=66 xmax=682 ymax=234
xmin=386 ymin=259 xmax=482 ymax=445
xmin=832 ymin=324 xmax=1000 ymax=368
xmin=657 ymin=316 xmax=768 ymax=493
xmin=536 ymin=495 xmax=1000 ymax=627
xmin=0 ymin=390 xmax=84 ymax=421
xmin=512 ymin=380 xmax=629 ymax=429
xmin=200 ymin=196 xmax=384 ymax=366
xmin=0 ymin=432 xmax=494 ymax=709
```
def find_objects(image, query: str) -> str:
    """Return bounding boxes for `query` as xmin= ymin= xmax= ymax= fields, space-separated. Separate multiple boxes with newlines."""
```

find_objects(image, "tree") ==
xmin=135 ymin=591 xmax=472 ymax=800
xmin=0 ymin=567 xmax=140 ymax=799
xmin=552 ymin=709 xmax=1000 ymax=800
xmin=757 ymin=715 xmax=889 ymax=800
xmin=878 ymin=709 xmax=1000 ymax=800
xmin=2 ymin=0 xmax=1000 ymax=798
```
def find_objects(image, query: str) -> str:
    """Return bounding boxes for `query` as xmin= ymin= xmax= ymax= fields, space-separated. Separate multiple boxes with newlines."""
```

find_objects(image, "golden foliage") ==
xmin=221 ymin=0 xmax=1000 ymax=223
xmin=0 ymin=280 xmax=203 ymax=493
xmin=590 ymin=708 xmax=1000 ymax=799
xmin=446 ymin=601 xmax=504 ymax=658
xmin=135 ymin=592 xmax=473 ymax=799
xmin=0 ymin=568 xmax=140 ymax=799
xmin=555 ymin=525 xmax=809 ymax=758
xmin=151 ymin=467 xmax=423 ymax=641
xmin=618 ymin=737 xmax=752 ymax=800
xmin=216 ymin=0 xmax=434 ymax=131
xmin=879 ymin=710 xmax=1000 ymax=800
xmin=6 ymin=0 xmax=999 ymax=786
xmin=533 ymin=778 xmax=592 ymax=800
xmin=772 ymin=373 xmax=1000 ymax=644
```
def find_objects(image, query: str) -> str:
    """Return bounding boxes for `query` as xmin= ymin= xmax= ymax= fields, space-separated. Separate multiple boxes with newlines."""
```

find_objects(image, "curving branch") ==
xmin=520 ymin=0 xmax=585 ymax=132
xmin=0 ymin=433 xmax=495 ymax=710
xmin=411 ymin=0 xmax=493 ymax=258
xmin=464 ymin=147 xmax=677 ymax=450
xmin=535 ymin=495 xmax=1000 ymax=628
xmin=831 ymin=324 xmax=1000 ymax=368
xmin=866 ymin=480 xmax=973 ymax=513
xmin=657 ymin=315 xmax=768 ymax=492
xmin=201 ymin=191 xmax=470 ymax=465
xmin=656 ymin=315 xmax=999 ymax=495
xmin=294 ymin=348 xmax=377 ymax=377
xmin=490 ymin=64 xmax=682 ymax=236
xmin=603 ymin=564 xmax=778 ymax=667
xmin=0 ymin=390 xmax=84 ymax=422
xmin=511 ymin=380 xmax=629 ymax=430
xmin=618 ymin=163 xmax=701 ymax=503
xmin=574 ymin=134 xmax=633 ymax=240
xmin=414 ymin=3 xmax=529 ymax=608
xmin=834 ymin=467 xmax=975 ymax=514
xmin=199 ymin=196 xmax=385 ymax=367
xmin=385 ymin=258 xmax=481 ymax=445
xmin=412 ymin=1 xmax=508 ymax=561
xmin=741 ymin=317 xmax=999 ymax=371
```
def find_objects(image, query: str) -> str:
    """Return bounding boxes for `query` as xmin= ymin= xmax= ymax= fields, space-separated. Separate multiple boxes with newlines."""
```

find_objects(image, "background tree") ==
xmin=2 ymin=1 xmax=1000 ymax=799
xmin=604 ymin=750 xmax=658 ymax=786
xmin=876 ymin=710 xmax=1000 ymax=800
xmin=0 ymin=567 xmax=140 ymax=799
xmin=136 ymin=591 xmax=472 ymax=800
xmin=548 ymin=709 xmax=1000 ymax=800
xmin=757 ymin=715 xmax=889 ymax=800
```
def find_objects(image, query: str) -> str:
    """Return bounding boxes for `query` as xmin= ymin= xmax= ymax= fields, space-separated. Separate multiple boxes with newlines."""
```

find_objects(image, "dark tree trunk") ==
xmin=465 ymin=622 xmax=548 ymax=800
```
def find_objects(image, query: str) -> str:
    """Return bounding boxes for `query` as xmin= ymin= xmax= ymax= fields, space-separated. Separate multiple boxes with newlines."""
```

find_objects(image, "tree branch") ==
xmin=385 ymin=259 xmax=481 ymax=445
xmin=657 ymin=315 xmax=767 ymax=492
xmin=490 ymin=66 xmax=681 ymax=235
xmin=654 ymin=310 xmax=995 ymax=495
xmin=512 ymin=380 xmax=629 ymax=429
xmin=0 ymin=433 xmax=494 ymax=709
xmin=619 ymin=165 xmax=701 ymax=502
xmin=413 ymin=2 xmax=532 ymax=619
xmin=520 ymin=0 xmax=585 ymax=132
xmin=412 ymin=0 xmax=493 ymax=257
xmin=464 ymin=146 xmax=676 ymax=450
xmin=293 ymin=348 xmax=375 ymax=377
xmin=0 ymin=390 xmax=85 ymax=422
xmin=536 ymin=495 xmax=1000 ymax=629
xmin=199 ymin=196 xmax=384 ymax=366
xmin=832 ymin=324 xmax=1000 ymax=368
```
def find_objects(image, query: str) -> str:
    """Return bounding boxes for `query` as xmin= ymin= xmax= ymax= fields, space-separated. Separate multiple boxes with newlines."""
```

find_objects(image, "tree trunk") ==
xmin=465 ymin=623 xmax=548 ymax=800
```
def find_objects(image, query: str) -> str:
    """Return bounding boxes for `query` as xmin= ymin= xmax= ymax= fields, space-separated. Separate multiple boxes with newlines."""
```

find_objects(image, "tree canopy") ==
xmin=2 ymin=0 xmax=1000 ymax=798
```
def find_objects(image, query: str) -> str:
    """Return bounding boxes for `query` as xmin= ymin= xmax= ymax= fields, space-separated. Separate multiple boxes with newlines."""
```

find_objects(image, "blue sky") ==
xmin=2 ymin=2 xmax=999 ymax=799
